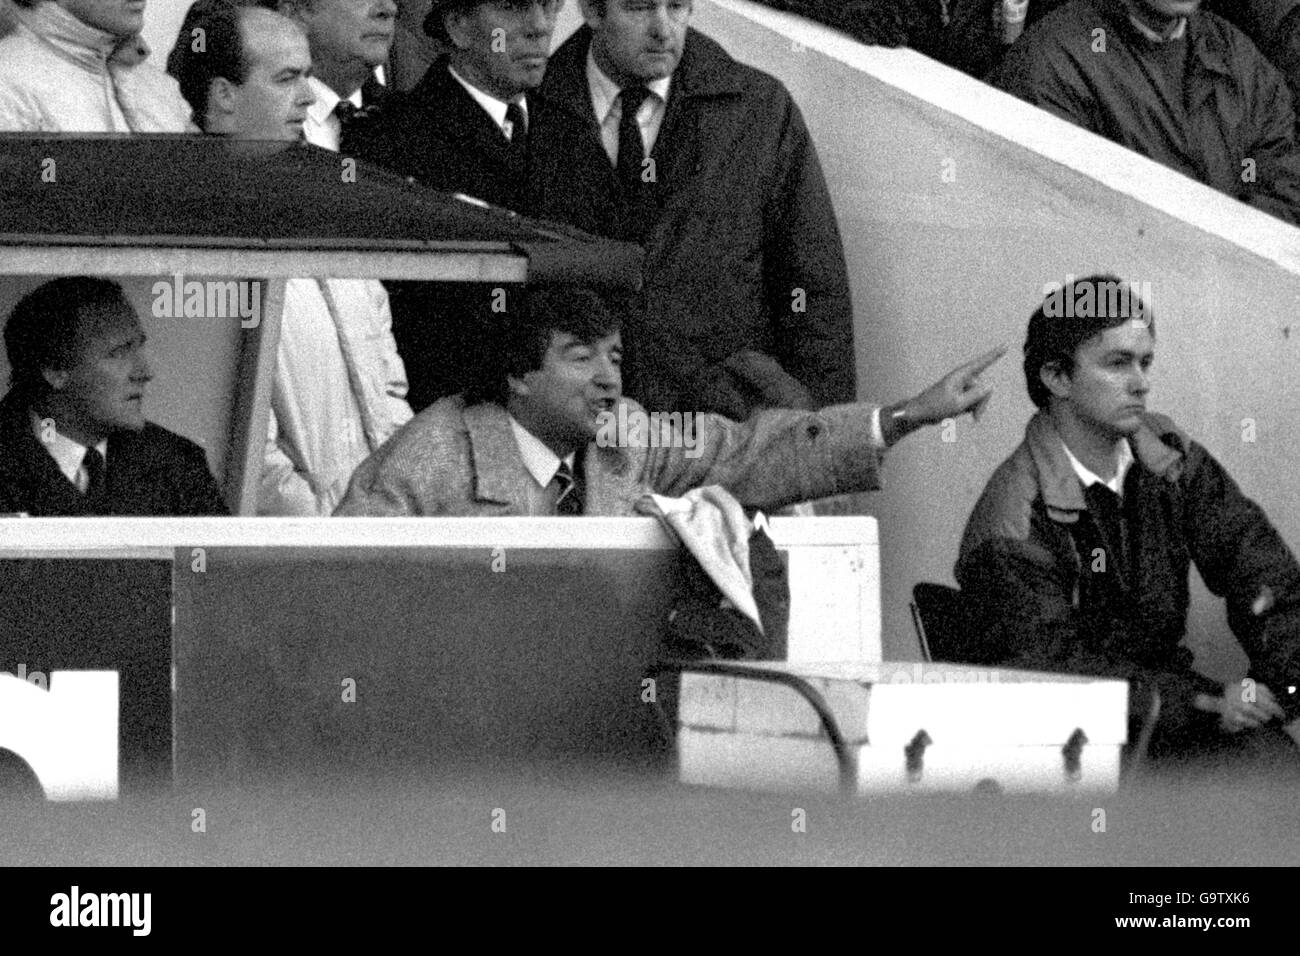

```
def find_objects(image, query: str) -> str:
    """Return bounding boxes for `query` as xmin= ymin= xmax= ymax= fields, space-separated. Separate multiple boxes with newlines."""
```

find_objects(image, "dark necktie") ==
xmin=1085 ymin=482 xmax=1129 ymax=583
xmin=616 ymin=85 xmax=651 ymax=199
xmin=334 ymin=99 xmax=376 ymax=154
xmin=505 ymin=99 xmax=529 ymax=169
xmin=552 ymin=459 xmax=584 ymax=516
xmin=82 ymin=447 xmax=105 ymax=501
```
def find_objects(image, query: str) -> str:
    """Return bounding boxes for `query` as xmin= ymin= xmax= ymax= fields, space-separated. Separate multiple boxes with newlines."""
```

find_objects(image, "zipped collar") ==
xmin=1024 ymin=410 xmax=1184 ymax=522
xmin=17 ymin=1 xmax=150 ymax=71
xmin=537 ymin=25 xmax=747 ymax=124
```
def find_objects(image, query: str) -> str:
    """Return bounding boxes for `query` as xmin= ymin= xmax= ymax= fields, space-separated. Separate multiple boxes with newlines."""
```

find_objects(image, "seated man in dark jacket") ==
xmin=992 ymin=0 xmax=1300 ymax=225
xmin=957 ymin=275 xmax=1300 ymax=765
xmin=0 ymin=277 xmax=229 ymax=516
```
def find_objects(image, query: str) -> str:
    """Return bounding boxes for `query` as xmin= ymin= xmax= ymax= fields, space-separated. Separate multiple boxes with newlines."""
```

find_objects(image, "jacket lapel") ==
xmin=1027 ymin=410 xmax=1184 ymax=524
xmin=0 ymin=396 xmax=89 ymax=515
xmin=581 ymin=441 xmax=638 ymax=516
xmin=462 ymin=402 xmax=537 ymax=510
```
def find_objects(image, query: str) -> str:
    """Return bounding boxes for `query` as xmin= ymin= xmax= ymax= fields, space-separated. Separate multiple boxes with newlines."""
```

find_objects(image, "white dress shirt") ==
xmin=1062 ymin=438 xmax=1135 ymax=496
xmin=586 ymin=49 xmax=672 ymax=166
xmin=302 ymin=67 xmax=386 ymax=152
xmin=448 ymin=64 xmax=527 ymax=140
xmin=509 ymin=415 xmax=577 ymax=515
xmin=30 ymin=411 xmax=107 ymax=493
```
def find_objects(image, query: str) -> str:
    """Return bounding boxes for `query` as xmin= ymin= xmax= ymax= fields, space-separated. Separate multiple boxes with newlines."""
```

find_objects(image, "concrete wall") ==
xmin=692 ymin=1 xmax=1300 ymax=675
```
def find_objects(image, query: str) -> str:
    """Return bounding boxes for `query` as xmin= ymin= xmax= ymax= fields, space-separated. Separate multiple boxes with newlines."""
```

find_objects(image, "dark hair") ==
xmin=9 ymin=0 xmax=40 ymax=8
xmin=423 ymin=0 xmax=480 ymax=46
xmin=167 ymin=0 xmax=251 ymax=131
xmin=4 ymin=277 xmax=134 ymax=399
xmin=1024 ymin=274 xmax=1155 ymax=408
xmin=465 ymin=286 xmax=624 ymax=406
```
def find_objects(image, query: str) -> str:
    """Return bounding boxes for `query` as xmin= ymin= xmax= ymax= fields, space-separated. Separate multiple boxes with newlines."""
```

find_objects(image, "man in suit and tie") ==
xmin=353 ymin=0 xmax=566 ymax=412
xmin=0 ymin=277 xmax=229 ymax=516
xmin=355 ymin=0 xmax=563 ymax=206
xmin=336 ymin=286 xmax=1002 ymax=516
xmin=526 ymin=0 xmax=855 ymax=421
xmin=265 ymin=0 xmax=397 ymax=152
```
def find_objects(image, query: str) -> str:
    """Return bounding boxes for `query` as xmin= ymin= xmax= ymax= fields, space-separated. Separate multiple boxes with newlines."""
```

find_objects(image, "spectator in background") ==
xmin=170 ymin=0 xmax=413 ymax=515
xmin=352 ymin=0 xmax=567 ymax=411
xmin=0 ymin=0 xmax=192 ymax=131
xmin=992 ymin=0 xmax=1300 ymax=225
xmin=356 ymin=0 xmax=561 ymax=206
xmin=528 ymin=0 xmax=856 ymax=421
xmin=265 ymin=0 xmax=397 ymax=152
xmin=754 ymin=1 xmax=1070 ymax=79
xmin=0 ymin=278 xmax=228 ymax=516
xmin=1205 ymin=0 xmax=1300 ymax=112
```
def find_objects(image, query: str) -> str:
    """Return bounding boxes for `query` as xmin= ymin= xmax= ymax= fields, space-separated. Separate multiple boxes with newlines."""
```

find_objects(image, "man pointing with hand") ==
xmin=336 ymin=288 xmax=1004 ymax=517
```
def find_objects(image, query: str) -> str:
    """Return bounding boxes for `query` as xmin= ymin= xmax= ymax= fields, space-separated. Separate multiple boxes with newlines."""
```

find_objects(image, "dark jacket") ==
xmin=0 ymin=391 xmax=229 ymax=516
xmin=351 ymin=57 xmax=524 ymax=412
xmin=1207 ymin=0 xmax=1300 ymax=110
xmin=992 ymin=0 xmax=1300 ymax=225
xmin=526 ymin=26 xmax=855 ymax=416
xmin=352 ymin=56 xmax=526 ymax=210
xmin=956 ymin=411 xmax=1300 ymax=732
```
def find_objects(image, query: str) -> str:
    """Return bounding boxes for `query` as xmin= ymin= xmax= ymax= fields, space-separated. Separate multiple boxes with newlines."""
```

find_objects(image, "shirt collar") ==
xmin=29 ymin=410 xmax=107 ymax=485
xmin=1127 ymin=12 xmax=1188 ymax=43
xmin=508 ymin=415 xmax=575 ymax=489
xmin=306 ymin=76 xmax=359 ymax=128
xmin=447 ymin=64 xmax=525 ymax=135
xmin=585 ymin=47 xmax=672 ymax=124
xmin=1061 ymin=437 xmax=1134 ymax=495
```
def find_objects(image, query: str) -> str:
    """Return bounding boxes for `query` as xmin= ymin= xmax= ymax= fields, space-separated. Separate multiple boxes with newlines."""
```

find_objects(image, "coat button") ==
xmin=806 ymin=424 xmax=820 ymax=440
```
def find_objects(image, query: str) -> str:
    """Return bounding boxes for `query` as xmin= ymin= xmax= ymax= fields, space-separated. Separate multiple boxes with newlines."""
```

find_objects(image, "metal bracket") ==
xmin=1062 ymin=727 xmax=1088 ymax=782
xmin=905 ymin=729 xmax=932 ymax=784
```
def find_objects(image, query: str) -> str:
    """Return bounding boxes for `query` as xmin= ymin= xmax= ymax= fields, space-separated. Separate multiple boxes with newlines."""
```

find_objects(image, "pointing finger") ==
xmin=958 ymin=344 xmax=1009 ymax=379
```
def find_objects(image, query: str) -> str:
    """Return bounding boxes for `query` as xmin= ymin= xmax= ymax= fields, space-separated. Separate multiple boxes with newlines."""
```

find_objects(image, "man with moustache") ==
xmin=0 ymin=277 xmax=228 ymax=515
xmin=169 ymin=0 xmax=413 ymax=516
xmin=992 ymin=0 xmax=1300 ymax=224
xmin=0 ymin=0 xmax=192 ymax=131
xmin=352 ymin=0 xmax=566 ymax=412
xmin=526 ymin=0 xmax=856 ymax=421
xmin=266 ymin=0 xmax=397 ymax=152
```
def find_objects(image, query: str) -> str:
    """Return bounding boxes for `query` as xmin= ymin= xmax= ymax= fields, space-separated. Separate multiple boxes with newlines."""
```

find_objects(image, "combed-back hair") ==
xmin=1024 ymin=274 xmax=1155 ymax=408
xmin=4 ymin=277 xmax=134 ymax=399
xmin=167 ymin=0 xmax=250 ymax=131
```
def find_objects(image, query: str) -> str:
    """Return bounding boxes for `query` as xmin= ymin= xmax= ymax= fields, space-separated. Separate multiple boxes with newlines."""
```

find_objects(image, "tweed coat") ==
xmin=334 ymin=395 xmax=883 ymax=517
